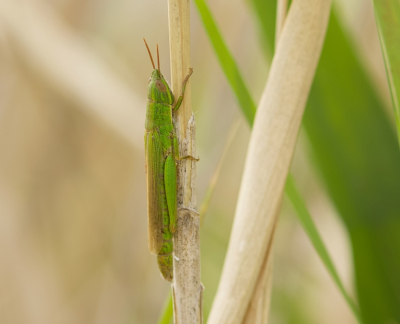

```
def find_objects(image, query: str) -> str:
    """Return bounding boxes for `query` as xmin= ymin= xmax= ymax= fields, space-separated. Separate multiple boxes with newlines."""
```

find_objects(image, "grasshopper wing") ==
xmin=145 ymin=130 xmax=164 ymax=254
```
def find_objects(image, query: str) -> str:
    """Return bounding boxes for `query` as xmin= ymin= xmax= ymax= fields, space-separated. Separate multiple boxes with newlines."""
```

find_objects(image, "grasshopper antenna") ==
xmin=143 ymin=38 xmax=155 ymax=70
xmin=157 ymin=44 xmax=160 ymax=72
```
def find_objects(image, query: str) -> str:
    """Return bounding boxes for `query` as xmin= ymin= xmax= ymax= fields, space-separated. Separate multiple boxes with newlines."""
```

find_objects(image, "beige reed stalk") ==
xmin=242 ymin=0 xmax=289 ymax=322
xmin=242 ymin=0 xmax=290 ymax=321
xmin=168 ymin=1 xmax=203 ymax=323
xmin=206 ymin=0 xmax=332 ymax=324
xmin=275 ymin=0 xmax=288 ymax=45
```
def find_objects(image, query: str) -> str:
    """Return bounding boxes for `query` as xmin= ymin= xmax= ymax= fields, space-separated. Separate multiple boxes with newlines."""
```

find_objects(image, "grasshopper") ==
xmin=143 ymin=39 xmax=195 ymax=281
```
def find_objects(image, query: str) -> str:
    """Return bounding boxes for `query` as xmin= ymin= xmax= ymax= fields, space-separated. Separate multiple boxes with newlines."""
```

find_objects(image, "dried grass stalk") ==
xmin=168 ymin=1 xmax=202 ymax=323
xmin=207 ymin=0 xmax=332 ymax=323
xmin=242 ymin=240 xmax=274 ymax=324
xmin=275 ymin=0 xmax=288 ymax=45
xmin=242 ymin=1 xmax=290 ymax=321
xmin=243 ymin=0 xmax=288 ymax=321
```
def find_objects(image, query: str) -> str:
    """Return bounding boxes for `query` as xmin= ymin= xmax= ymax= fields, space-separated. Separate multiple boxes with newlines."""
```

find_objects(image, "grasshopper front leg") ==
xmin=176 ymin=155 xmax=200 ymax=162
xmin=171 ymin=68 xmax=198 ymax=162
xmin=173 ymin=136 xmax=200 ymax=163
xmin=173 ymin=68 xmax=193 ymax=112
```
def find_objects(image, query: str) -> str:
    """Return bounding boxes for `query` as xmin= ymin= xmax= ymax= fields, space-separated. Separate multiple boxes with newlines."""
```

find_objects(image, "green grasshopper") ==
xmin=143 ymin=39 xmax=195 ymax=281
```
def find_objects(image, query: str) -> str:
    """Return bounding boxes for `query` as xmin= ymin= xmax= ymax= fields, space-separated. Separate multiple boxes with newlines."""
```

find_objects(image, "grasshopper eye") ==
xmin=155 ymin=80 xmax=167 ymax=92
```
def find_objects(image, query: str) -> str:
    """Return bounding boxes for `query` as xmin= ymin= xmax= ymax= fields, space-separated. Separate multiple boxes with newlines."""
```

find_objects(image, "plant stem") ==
xmin=242 ymin=2 xmax=290 ymax=323
xmin=207 ymin=0 xmax=332 ymax=323
xmin=167 ymin=1 xmax=203 ymax=323
xmin=275 ymin=0 xmax=288 ymax=47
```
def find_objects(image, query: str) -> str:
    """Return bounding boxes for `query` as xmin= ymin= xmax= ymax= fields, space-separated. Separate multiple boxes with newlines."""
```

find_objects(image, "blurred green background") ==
xmin=0 ymin=0 xmax=398 ymax=323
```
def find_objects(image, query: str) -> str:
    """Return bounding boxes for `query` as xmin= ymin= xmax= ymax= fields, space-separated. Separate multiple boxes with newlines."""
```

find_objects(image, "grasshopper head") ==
xmin=143 ymin=39 xmax=175 ymax=105
xmin=148 ymin=69 xmax=174 ymax=105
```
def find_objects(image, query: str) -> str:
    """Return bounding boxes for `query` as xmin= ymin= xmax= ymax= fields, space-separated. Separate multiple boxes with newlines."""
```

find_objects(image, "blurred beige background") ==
xmin=0 ymin=0 xmax=383 ymax=323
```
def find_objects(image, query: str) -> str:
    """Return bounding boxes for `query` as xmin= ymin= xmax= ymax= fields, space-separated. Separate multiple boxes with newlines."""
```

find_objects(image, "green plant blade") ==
xmin=285 ymin=175 xmax=363 ymax=324
xmin=250 ymin=1 xmax=400 ymax=322
xmin=373 ymin=0 xmax=400 ymax=143
xmin=191 ymin=0 xmax=362 ymax=322
xmin=193 ymin=0 xmax=256 ymax=126
xmin=249 ymin=0 xmax=276 ymax=58
xmin=303 ymin=14 xmax=400 ymax=324
xmin=157 ymin=293 xmax=173 ymax=324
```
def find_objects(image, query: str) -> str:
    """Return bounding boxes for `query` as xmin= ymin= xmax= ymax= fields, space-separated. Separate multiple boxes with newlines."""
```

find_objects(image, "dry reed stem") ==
xmin=242 ymin=259 xmax=273 ymax=323
xmin=275 ymin=0 xmax=288 ymax=46
xmin=242 ymin=225 xmax=276 ymax=324
xmin=242 ymin=1 xmax=289 ymax=322
xmin=168 ymin=1 xmax=202 ymax=323
xmin=207 ymin=0 xmax=332 ymax=323
xmin=0 ymin=0 xmax=143 ymax=149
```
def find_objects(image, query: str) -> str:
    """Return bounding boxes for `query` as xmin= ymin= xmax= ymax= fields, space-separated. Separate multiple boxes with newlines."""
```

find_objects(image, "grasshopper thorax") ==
xmin=148 ymin=69 xmax=174 ymax=105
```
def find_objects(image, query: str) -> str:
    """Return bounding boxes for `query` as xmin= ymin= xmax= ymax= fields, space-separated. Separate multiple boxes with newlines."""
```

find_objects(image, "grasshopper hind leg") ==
xmin=156 ymin=154 xmax=177 ymax=281
xmin=157 ymin=250 xmax=173 ymax=281
xmin=165 ymin=154 xmax=178 ymax=233
xmin=157 ymin=184 xmax=174 ymax=281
